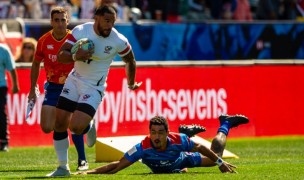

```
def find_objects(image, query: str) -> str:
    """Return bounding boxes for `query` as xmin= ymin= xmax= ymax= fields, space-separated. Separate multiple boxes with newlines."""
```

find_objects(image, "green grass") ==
xmin=0 ymin=136 xmax=304 ymax=179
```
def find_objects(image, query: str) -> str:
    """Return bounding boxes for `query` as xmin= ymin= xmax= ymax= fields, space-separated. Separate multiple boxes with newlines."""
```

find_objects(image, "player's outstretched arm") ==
xmin=80 ymin=157 xmax=133 ymax=174
xmin=122 ymin=51 xmax=142 ymax=90
xmin=192 ymin=142 xmax=237 ymax=173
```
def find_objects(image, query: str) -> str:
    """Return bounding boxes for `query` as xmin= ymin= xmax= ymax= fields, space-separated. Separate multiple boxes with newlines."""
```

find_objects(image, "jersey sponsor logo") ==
xmin=104 ymin=46 xmax=112 ymax=54
xmin=48 ymin=54 xmax=57 ymax=62
xmin=47 ymin=44 xmax=54 ymax=50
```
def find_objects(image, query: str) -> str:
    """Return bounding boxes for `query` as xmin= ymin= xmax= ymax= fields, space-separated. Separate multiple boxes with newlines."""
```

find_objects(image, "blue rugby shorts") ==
xmin=42 ymin=82 xmax=64 ymax=106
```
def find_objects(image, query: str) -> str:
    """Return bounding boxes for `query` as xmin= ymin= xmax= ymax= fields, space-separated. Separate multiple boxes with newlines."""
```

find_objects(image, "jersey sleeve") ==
xmin=117 ymin=33 xmax=131 ymax=57
xmin=34 ymin=37 xmax=45 ymax=62
xmin=180 ymin=133 xmax=195 ymax=151
xmin=124 ymin=143 xmax=143 ymax=163
xmin=67 ymin=26 xmax=81 ymax=45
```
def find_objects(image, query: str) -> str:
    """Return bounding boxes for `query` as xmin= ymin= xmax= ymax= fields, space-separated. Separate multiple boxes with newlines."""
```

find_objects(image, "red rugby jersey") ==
xmin=35 ymin=30 xmax=74 ymax=84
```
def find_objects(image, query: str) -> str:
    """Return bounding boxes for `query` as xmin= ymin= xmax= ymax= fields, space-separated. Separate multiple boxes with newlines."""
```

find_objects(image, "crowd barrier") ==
xmin=7 ymin=61 xmax=304 ymax=147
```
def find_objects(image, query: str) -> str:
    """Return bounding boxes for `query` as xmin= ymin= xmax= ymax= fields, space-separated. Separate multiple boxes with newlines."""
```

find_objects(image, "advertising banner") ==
xmin=7 ymin=65 xmax=304 ymax=146
xmin=24 ymin=21 xmax=304 ymax=61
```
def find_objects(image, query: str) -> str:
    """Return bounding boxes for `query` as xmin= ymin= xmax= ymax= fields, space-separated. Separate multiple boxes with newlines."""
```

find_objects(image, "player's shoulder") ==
xmin=141 ymin=135 xmax=153 ymax=150
xmin=0 ymin=43 xmax=9 ymax=50
xmin=110 ymin=28 xmax=128 ymax=41
xmin=72 ymin=22 xmax=94 ymax=39
xmin=38 ymin=30 xmax=52 ymax=42
xmin=73 ymin=22 xmax=93 ymax=32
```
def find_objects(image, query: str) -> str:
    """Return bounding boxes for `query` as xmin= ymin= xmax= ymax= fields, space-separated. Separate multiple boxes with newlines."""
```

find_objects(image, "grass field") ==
xmin=0 ymin=136 xmax=303 ymax=179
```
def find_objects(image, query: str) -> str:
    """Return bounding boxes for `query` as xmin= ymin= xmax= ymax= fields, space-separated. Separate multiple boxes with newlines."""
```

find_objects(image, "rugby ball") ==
xmin=71 ymin=38 xmax=95 ymax=54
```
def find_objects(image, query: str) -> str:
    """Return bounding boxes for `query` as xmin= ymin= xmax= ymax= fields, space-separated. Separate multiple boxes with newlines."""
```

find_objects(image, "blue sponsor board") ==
xmin=24 ymin=20 xmax=304 ymax=61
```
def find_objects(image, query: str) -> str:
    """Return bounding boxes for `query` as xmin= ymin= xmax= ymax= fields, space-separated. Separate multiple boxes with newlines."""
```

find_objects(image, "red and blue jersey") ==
xmin=124 ymin=133 xmax=196 ymax=173
xmin=35 ymin=30 xmax=74 ymax=84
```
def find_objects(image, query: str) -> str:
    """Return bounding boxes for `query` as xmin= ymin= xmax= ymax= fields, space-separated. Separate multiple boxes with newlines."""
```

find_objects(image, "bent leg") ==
xmin=41 ymin=82 xmax=65 ymax=133
xmin=52 ymin=105 xmax=74 ymax=171
xmin=53 ymin=130 xmax=70 ymax=170
xmin=40 ymin=105 xmax=56 ymax=133
xmin=210 ymin=132 xmax=227 ymax=157
xmin=211 ymin=114 xmax=249 ymax=157
xmin=69 ymin=110 xmax=92 ymax=135
xmin=69 ymin=88 xmax=101 ymax=135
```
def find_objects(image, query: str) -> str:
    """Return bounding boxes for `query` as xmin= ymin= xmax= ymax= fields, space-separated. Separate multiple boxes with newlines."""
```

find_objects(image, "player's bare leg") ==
xmin=69 ymin=110 xmax=92 ymax=135
xmin=211 ymin=114 xmax=249 ymax=157
xmin=40 ymin=105 xmax=56 ymax=133
xmin=211 ymin=132 xmax=227 ymax=157
xmin=47 ymin=108 xmax=72 ymax=177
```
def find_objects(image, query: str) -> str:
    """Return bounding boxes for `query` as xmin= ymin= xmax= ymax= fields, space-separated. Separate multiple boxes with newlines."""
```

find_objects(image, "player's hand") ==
xmin=75 ymin=44 xmax=94 ymax=61
xmin=128 ymin=81 xmax=142 ymax=90
xmin=219 ymin=161 xmax=237 ymax=173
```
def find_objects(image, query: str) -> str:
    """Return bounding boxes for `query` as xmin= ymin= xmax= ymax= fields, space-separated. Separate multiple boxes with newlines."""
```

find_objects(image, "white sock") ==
xmin=54 ymin=136 xmax=70 ymax=170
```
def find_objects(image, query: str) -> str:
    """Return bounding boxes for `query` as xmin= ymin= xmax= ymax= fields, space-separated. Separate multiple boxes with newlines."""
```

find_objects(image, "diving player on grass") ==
xmin=77 ymin=114 xmax=249 ymax=174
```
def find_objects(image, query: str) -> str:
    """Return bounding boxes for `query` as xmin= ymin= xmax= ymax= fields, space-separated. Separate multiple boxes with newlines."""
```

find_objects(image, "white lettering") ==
xmin=146 ymin=79 xmax=157 ymax=120
xmin=177 ymin=89 xmax=187 ymax=120
xmin=196 ymin=89 xmax=207 ymax=119
xmin=167 ymin=90 xmax=177 ymax=120
xmin=109 ymin=91 xmax=121 ymax=132
xmin=98 ymin=93 xmax=110 ymax=123
xmin=7 ymin=79 xmax=228 ymax=135
xmin=217 ymin=88 xmax=227 ymax=115
xmin=186 ymin=90 xmax=197 ymax=119
xmin=7 ymin=94 xmax=44 ymax=125
xmin=136 ymin=90 xmax=146 ymax=122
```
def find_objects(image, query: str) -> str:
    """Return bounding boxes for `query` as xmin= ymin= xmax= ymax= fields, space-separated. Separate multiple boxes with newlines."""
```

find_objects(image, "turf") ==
xmin=0 ymin=136 xmax=303 ymax=179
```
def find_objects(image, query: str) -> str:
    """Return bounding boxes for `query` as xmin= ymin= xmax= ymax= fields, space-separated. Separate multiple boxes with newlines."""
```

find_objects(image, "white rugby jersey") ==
xmin=66 ymin=22 xmax=131 ymax=91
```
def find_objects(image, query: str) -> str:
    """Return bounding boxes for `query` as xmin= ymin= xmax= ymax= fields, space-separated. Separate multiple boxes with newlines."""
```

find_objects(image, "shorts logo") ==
xmin=62 ymin=88 xmax=70 ymax=94
xmin=82 ymin=94 xmax=91 ymax=101
xmin=104 ymin=46 xmax=112 ymax=54
xmin=160 ymin=160 xmax=169 ymax=165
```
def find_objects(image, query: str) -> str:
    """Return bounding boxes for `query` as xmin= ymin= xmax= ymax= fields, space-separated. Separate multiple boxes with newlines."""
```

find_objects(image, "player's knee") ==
xmin=40 ymin=124 xmax=53 ymax=133
xmin=41 ymin=127 xmax=53 ymax=134
xmin=69 ymin=125 xmax=83 ymax=135
xmin=54 ymin=120 xmax=68 ymax=132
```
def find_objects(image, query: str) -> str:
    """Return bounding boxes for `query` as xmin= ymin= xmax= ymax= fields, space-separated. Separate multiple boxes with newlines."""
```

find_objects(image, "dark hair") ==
xmin=51 ymin=6 xmax=67 ymax=19
xmin=149 ymin=116 xmax=169 ymax=132
xmin=94 ymin=5 xmax=117 ymax=16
